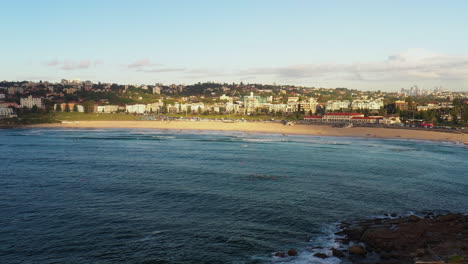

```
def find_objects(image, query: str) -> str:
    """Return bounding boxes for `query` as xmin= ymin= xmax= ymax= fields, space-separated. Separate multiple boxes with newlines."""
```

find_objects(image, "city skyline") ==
xmin=2 ymin=0 xmax=468 ymax=91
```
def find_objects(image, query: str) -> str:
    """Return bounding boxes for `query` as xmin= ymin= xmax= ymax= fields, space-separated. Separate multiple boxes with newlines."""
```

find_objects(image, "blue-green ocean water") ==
xmin=0 ymin=128 xmax=466 ymax=264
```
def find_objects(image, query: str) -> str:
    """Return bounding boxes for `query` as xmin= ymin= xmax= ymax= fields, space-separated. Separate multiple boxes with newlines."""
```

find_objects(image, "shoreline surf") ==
xmin=26 ymin=120 xmax=467 ymax=144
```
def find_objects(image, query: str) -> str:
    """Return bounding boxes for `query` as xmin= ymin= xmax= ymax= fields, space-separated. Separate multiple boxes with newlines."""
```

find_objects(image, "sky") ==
xmin=1 ymin=0 xmax=468 ymax=91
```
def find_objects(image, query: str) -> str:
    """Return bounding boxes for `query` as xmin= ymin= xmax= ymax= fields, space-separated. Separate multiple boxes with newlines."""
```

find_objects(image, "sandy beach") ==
xmin=29 ymin=120 xmax=467 ymax=143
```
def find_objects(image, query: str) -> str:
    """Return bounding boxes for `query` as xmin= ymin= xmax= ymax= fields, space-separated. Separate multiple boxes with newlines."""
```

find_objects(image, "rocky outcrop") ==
xmin=335 ymin=213 xmax=468 ymax=263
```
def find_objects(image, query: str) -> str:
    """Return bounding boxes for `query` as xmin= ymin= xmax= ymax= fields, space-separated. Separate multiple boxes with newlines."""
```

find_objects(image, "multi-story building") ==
xmin=97 ymin=105 xmax=119 ymax=113
xmin=243 ymin=92 xmax=267 ymax=113
xmin=298 ymin=98 xmax=318 ymax=114
xmin=126 ymin=104 xmax=146 ymax=114
xmin=20 ymin=95 xmax=43 ymax=108
xmin=395 ymin=100 xmax=409 ymax=111
xmin=326 ymin=100 xmax=351 ymax=111
xmin=351 ymin=98 xmax=383 ymax=110
xmin=0 ymin=107 xmax=14 ymax=118
xmin=7 ymin=87 xmax=24 ymax=95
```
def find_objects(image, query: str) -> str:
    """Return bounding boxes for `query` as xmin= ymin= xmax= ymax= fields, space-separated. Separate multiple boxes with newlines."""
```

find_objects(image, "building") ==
xmin=304 ymin=113 xmax=366 ymax=123
xmin=146 ymin=101 xmax=163 ymax=113
xmin=190 ymin=102 xmax=205 ymax=113
xmin=7 ymin=87 xmax=24 ymax=94
xmin=350 ymin=116 xmax=382 ymax=124
xmin=126 ymin=104 xmax=146 ymax=114
xmin=351 ymin=98 xmax=383 ymax=110
xmin=0 ymin=102 xmax=19 ymax=108
xmin=381 ymin=115 xmax=401 ymax=125
xmin=0 ymin=107 xmax=14 ymax=118
xmin=97 ymin=105 xmax=119 ymax=113
xmin=395 ymin=100 xmax=409 ymax=111
xmin=303 ymin=115 xmax=322 ymax=122
xmin=220 ymin=94 xmax=232 ymax=101
xmin=326 ymin=100 xmax=351 ymax=111
xmin=322 ymin=112 xmax=364 ymax=122
xmin=298 ymin=98 xmax=318 ymax=114
xmin=76 ymin=105 xmax=85 ymax=112
xmin=416 ymin=103 xmax=453 ymax=111
xmin=152 ymin=86 xmax=161 ymax=94
xmin=243 ymin=92 xmax=267 ymax=113
xmin=20 ymin=95 xmax=43 ymax=108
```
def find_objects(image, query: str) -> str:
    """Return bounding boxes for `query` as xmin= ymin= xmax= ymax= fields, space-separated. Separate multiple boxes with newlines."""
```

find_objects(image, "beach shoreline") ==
xmin=27 ymin=120 xmax=467 ymax=144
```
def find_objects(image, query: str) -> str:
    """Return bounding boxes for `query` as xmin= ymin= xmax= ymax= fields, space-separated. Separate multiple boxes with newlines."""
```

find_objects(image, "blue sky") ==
xmin=1 ymin=0 xmax=467 ymax=91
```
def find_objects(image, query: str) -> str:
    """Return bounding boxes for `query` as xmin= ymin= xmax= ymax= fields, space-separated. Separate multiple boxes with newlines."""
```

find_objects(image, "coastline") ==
xmin=27 ymin=120 xmax=467 ymax=144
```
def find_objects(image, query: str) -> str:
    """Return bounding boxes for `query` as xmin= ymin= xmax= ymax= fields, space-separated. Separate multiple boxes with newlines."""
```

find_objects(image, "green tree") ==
xmin=73 ymin=104 xmax=78 ymax=112
xmin=462 ymin=106 xmax=468 ymax=122
xmin=82 ymin=101 xmax=96 ymax=113
xmin=55 ymin=104 xmax=62 ymax=112
xmin=64 ymin=104 xmax=70 ymax=112
xmin=451 ymin=111 xmax=458 ymax=124
xmin=31 ymin=105 xmax=38 ymax=113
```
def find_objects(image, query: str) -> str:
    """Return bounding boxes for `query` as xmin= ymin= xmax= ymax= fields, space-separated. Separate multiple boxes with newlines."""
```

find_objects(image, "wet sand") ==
xmin=28 ymin=121 xmax=467 ymax=144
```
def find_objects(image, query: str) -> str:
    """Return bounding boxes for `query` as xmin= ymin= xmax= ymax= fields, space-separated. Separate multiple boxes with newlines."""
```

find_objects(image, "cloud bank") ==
xmin=239 ymin=49 xmax=468 ymax=82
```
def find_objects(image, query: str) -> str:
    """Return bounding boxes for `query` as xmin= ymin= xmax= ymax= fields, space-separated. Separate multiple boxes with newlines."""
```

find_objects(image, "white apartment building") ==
xmin=20 ymin=95 xmax=43 ymax=108
xmin=326 ymin=100 xmax=351 ymax=111
xmin=0 ymin=107 xmax=14 ymax=118
xmin=352 ymin=98 xmax=384 ymax=110
xmin=97 ymin=105 xmax=119 ymax=113
xmin=126 ymin=104 xmax=146 ymax=114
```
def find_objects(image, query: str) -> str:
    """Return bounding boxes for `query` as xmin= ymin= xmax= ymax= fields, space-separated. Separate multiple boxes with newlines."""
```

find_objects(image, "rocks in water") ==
xmin=348 ymin=244 xmax=367 ymax=256
xmin=332 ymin=248 xmax=345 ymax=257
xmin=408 ymin=214 xmax=420 ymax=222
xmin=275 ymin=248 xmax=298 ymax=258
xmin=274 ymin=252 xmax=287 ymax=258
xmin=287 ymin=248 xmax=298 ymax=256
xmin=313 ymin=252 xmax=328 ymax=259
xmin=390 ymin=213 xmax=397 ymax=217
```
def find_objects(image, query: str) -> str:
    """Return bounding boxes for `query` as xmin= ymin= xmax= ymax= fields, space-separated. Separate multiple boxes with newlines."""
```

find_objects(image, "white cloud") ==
xmin=45 ymin=60 xmax=101 ymax=70
xmin=137 ymin=67 xmax=186 ymax=73
xmin=127 ymin=59 xmax=160 ymax=69
xmin=127 ymin=59 xmax=186 ymax=73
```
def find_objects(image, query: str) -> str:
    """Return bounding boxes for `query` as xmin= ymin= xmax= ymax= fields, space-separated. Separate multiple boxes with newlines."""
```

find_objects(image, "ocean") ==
xmin=0 ymin=128 xmax=466 ymax=264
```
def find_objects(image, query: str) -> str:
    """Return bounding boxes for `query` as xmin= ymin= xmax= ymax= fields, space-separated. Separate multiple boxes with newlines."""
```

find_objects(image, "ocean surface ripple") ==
xmin=1 ymin=128 xmax=466 ymax=264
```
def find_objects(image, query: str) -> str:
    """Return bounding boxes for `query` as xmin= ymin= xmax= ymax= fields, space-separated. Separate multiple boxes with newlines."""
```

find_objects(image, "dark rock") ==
xmin=438 ymin=214 xmax=462 ymax=222
xmin=343 ymin=224 xmax=368 ymax=240
xmin=408 ymin=215 xmax=420 ymax=222
xmin=313 ymin=253 xmax=328 ymax=259
xmin=348 ymin=245 xmax=367 ymax=255
xmin=332 ymin=248 xmax=345 ymax=257
xmin=287 ymin=248 xmax=298 ymax=256
xmin=390 ymin=213 xmax=397 ymax=217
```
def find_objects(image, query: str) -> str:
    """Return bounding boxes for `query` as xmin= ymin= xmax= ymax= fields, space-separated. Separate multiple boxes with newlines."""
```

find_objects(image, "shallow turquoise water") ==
xmin=0 ymin=128 xmax=466 ymax=264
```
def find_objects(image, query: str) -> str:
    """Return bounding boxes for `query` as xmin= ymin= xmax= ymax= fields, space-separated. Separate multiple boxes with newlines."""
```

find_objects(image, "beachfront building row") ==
xmin=304 ymin=112 xmax=386 ymax=124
